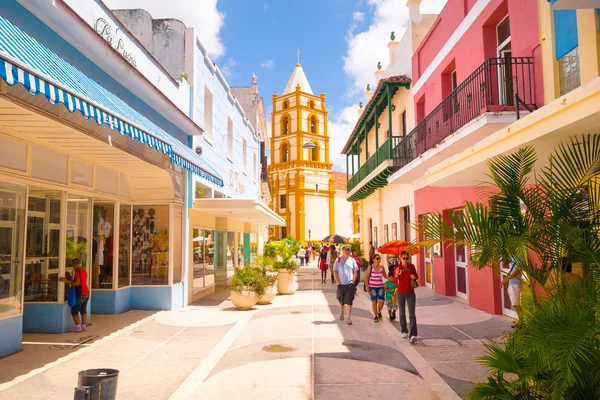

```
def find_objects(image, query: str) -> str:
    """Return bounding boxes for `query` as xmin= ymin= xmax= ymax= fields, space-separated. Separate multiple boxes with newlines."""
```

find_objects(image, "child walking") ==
xmin=384 ymin=278 xmax=398 ymax=321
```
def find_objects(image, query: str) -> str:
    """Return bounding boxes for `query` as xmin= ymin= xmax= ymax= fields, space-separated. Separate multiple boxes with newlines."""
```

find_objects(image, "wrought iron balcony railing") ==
xmin=346 ymin=136 xmax=403 ymax=192
xmin=393 ymin=57 xmax=536 ymax=170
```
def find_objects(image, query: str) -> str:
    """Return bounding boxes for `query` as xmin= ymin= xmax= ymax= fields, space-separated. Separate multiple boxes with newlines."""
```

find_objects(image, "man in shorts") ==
xmin=333 ymin=245 xmax=359 ymax=325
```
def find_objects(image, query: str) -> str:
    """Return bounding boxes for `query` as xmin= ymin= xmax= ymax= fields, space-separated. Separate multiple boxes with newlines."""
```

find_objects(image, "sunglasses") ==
xmin=374 ymin=257 xmax=381 ymax=261
xmin=402 ymin=257 xmax=409 ymax=260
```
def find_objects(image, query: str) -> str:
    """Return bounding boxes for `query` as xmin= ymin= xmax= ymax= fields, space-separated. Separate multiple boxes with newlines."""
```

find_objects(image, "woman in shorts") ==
xmin=364 ymin=254 xmax=388 ymax=322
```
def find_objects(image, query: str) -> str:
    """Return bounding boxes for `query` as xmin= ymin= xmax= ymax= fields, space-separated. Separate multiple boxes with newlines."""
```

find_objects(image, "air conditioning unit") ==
xmin=195 ymin=146 xmax=203 ymax=156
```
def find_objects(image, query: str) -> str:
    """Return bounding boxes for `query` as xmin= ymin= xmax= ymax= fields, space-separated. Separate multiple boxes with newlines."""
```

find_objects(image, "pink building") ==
xmin=388 ymin=0 xmax=544 ymax=316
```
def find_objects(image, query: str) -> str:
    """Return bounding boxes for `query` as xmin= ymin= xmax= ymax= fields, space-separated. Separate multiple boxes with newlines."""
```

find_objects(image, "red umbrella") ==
xmin=377 ymin=240 xmax=420 ymax=256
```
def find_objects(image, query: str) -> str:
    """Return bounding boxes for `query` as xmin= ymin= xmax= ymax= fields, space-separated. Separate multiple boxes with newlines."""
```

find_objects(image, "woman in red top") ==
xmin=59 ymin=258 xmax=90 ymax=332
xmin=394 ymin=250 xmax=419 ymax=343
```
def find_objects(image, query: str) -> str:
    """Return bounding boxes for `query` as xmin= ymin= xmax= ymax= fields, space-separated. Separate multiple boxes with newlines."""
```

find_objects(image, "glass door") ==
xmin=453 ymin=210 xmax=468 ymax=299
xmin=0 ymin=185 xmax=26 ymax=317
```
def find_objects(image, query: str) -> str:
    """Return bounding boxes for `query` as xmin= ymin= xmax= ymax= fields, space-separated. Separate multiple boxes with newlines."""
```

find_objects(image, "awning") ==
xmin=0 ymin=16 xmax=223 ymax=187
xmin=194 ymin=198 xmax=285 ymax=226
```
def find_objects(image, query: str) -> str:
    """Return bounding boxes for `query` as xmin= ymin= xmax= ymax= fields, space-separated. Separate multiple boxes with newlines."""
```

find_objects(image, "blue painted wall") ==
xmin=130 ymin=286 xmax=174 ymax=310
xmin=0 ymin=0 xmax=190 ymax=145
xmin=91 ymin=288 xmax=131 ymax=314
xmin=0 ymin=315 xmax=22 ymax=358
xmin=554 ymin=9 xmax=579 ymax=59
xmin=22 ymin=303 xmax=79 ymax=333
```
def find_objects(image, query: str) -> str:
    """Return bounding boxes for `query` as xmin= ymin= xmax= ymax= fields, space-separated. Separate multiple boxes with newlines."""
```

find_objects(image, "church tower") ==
xmin=268 ymin=63 xmax=334 ymax=242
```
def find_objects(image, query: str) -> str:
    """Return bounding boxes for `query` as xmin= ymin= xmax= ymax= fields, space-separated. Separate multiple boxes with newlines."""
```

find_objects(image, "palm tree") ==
xmin=417 ymin=135 xmax=600 ymax=399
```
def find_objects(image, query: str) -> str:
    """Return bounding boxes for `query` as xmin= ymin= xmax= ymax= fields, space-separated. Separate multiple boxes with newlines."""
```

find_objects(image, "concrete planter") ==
xmin=257 ymin=283 xmax=277 ymax=305
xmin=277 ymin=269 xmax=296 ymax=295
xmin=231 ymin=287 xmax=259 ymax=310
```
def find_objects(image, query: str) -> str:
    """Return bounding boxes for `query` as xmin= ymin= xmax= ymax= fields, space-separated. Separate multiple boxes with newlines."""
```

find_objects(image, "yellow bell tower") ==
xmin=268 ymin=63 xmax=334 ymax=242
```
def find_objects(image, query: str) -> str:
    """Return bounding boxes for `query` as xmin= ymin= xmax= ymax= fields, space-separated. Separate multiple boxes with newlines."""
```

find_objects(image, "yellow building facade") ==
xmin=268 ymin=64 xmax=356 ymax=242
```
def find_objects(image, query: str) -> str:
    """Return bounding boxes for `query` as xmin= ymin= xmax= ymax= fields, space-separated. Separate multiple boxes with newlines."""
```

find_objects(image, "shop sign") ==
xmin=94 ymin=18 xmax=138 ymax=68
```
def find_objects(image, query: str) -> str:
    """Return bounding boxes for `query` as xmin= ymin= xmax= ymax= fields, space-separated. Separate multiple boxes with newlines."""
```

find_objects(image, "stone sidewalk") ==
xmin=0 ymin=263 xmax=511 ymax=399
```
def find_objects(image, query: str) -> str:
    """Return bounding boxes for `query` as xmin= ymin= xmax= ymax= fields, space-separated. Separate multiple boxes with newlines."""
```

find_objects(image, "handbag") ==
xmin=411 ymin=279 xmax=419 ymax=289
xmin=67 ymin=286 xmax=77 ymax=307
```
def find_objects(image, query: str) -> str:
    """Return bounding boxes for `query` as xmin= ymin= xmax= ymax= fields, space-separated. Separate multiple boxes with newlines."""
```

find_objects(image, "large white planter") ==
xmin=277 ymin=268 xmax=296 ymax=295
xmin=258 ymin=284 xmax=277 ymax=305
xmin=231 ymin=287 xmax=259 ymax=309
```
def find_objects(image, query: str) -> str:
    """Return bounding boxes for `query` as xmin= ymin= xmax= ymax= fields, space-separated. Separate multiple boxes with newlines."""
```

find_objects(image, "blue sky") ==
xmin=104 ymin=0 xmax=448 ymax=170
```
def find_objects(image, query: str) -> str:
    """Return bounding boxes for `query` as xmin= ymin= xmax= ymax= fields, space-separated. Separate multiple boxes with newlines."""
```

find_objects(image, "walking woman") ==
xmin=298 ymin=246 xmax=306 ymax=266
xmin=395 ymin=250 xmax=419 ymax=343
xmin=319 ymin=246 xmax=329 ymax=283
xmin=365 ymin=253 xmax=388 ymax=322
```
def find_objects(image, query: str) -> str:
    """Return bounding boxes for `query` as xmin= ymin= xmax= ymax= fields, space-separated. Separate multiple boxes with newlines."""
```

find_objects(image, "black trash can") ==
xmin=74 ymin=369 xmax=119 ymax=400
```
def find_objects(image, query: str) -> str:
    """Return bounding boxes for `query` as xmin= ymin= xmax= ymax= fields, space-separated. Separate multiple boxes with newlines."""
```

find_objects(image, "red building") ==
xmin=388 ymin=0 xmax=544 ymax=316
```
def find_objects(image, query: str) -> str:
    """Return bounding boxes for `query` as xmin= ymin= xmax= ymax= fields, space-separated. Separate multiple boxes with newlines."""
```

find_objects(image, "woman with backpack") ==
xmin=365 ymin=253 xmax=389 ymax=322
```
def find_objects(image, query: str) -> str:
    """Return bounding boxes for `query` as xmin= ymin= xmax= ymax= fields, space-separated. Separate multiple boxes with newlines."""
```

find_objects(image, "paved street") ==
xmin=0 ymin=263 xmax=511 ymax=400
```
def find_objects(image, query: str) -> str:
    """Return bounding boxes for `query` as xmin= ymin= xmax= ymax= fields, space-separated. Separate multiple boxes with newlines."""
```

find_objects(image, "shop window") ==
xmin=227 ymin=231 xmax=235 ymax=273
xmin=32 ymin=146 xmax=67 ymax=184
xmin=173 ymin=205 xmax=183 ymax=284
xmin=192 ymin=228 xmax=215 ymax=292
xmin=118 ymin=204 xmax=131 ymax=287
xmin=25 ymin=192 xmax=62 ymax=302
xmin=72 ymin=159 xmax=93 ymax=187
xmin=92 ymin=203 xmax=115 ymax=289
xmin=132 ymin=205 xmax=169 ymax=285
xmin=237 ymin=232 xmax=244 ymax=268
xmin=0 ymin=183 xmax=26 ymax=318
xmin=64 ymin=194 xmax=92 ymax=302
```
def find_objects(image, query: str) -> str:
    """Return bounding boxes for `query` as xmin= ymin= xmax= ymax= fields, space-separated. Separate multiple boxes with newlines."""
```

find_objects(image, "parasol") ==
xmin=377 ymin=240 xmax=420 ymax=256
xmin=321 ymin=234 xmax=348 ymax=244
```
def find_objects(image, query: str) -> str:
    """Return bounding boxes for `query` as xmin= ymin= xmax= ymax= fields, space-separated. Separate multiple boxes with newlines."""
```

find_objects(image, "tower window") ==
xmin=280 ymin=194 xmax=287 ymax=209
xmin=308 ymin=100 xmax=315 ymax=109
xmin=283 ymin=100 xmax=289 ymax=109
xmin=315 ymin=184 xmax=319 ymax=193
xmin=281 ymin=115 xmax=290 ymax=135
xmin=281 ymin=142 xmax=289 ymax=163
xmin=309 ymin=116 xmax=318 ymax=134
xmin=308 ymin=142 xmax=319 ymax=162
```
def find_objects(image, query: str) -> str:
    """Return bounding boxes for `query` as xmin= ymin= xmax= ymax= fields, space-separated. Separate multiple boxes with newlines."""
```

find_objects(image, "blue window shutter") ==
xmin=554 ymin=10 xmax=579 ymax=59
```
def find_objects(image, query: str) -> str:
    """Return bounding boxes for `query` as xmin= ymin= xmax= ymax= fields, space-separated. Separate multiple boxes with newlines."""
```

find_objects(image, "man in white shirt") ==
xmin=333 ymin=245 xmax=359 ymax=325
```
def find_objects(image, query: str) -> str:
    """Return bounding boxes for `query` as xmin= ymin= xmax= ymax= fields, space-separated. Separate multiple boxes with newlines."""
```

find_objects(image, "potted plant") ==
xmin=255 ymin=257 xmax=278 ymax=305
xmin=230 ymin=265 xmax=270 ymax=309
xmin=269 ymin=238 xmax=300 ymax=295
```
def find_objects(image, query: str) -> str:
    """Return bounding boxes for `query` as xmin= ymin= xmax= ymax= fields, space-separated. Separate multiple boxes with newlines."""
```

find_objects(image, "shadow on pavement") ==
xmin=0 ymin=310 xmax=157 ymax=385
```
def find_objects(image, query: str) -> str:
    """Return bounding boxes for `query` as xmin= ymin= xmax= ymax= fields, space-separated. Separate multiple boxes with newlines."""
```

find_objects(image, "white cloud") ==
xmin=352 ymin=11 xmax=364 ymax=22
xmin=343 ymin=0 xmax=447 ymax=95
xmin=219 ymin=57 xmax=238 ymax=79
xmin=328 ymin=106 xmax=360 ymax=172
xmin=260 ymin=59 xmax=275 ymax=69
xmin=102 ymin=0 xmax=225 ymax=59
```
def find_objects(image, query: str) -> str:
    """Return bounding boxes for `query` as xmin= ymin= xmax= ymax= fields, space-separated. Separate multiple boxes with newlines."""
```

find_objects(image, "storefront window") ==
xmin=192 ymin=228 xmax=215 ymax=293
xmin=92 ymin=203 xmax=115 ymax=289
xmin=132 ymin=205 xmax=169 ymax=285
xmin=173 ymin=205 xmax=182 ymax=284
xmin=118 ymin=204 xmax=131 ymax=287
xmin=250 ymin=232 xmax=258 ymax=263
xmin=25 ymin=192 xmax=62 ymax=302
xmin=65 ymin=194 xmax=92 ymax=302
xmin=0 ymin=183 xmax=26 ymax=317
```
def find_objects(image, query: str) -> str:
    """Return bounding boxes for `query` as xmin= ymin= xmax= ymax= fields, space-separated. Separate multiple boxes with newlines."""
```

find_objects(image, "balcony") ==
xmin=346 ymin=136 xmax=403 ymax=200
xmin=392 ymin=57 xmax=536 ymax=176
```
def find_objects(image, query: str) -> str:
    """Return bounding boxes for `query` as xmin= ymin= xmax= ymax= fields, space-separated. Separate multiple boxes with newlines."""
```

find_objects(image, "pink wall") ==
xmin=412 ymin=0 xmax=543 ymax=122
xmin=415 ymin=186 xmax=502 ymax=314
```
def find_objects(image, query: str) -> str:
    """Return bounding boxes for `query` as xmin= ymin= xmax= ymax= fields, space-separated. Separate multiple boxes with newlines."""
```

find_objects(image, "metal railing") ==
xmin=393 ymin=57 xmax=536 ymax=170
xmin=347 ymin=136 xmax=403 ymax=192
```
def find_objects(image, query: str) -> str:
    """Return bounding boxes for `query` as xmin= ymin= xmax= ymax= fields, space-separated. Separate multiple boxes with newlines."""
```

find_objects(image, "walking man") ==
xmin=334 ymin=245 xmax=359 ymax=325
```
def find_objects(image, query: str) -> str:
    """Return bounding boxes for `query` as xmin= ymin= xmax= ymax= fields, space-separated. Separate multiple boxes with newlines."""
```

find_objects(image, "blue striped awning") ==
xmin=0 ymin=16 xmax=223 ymax=187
